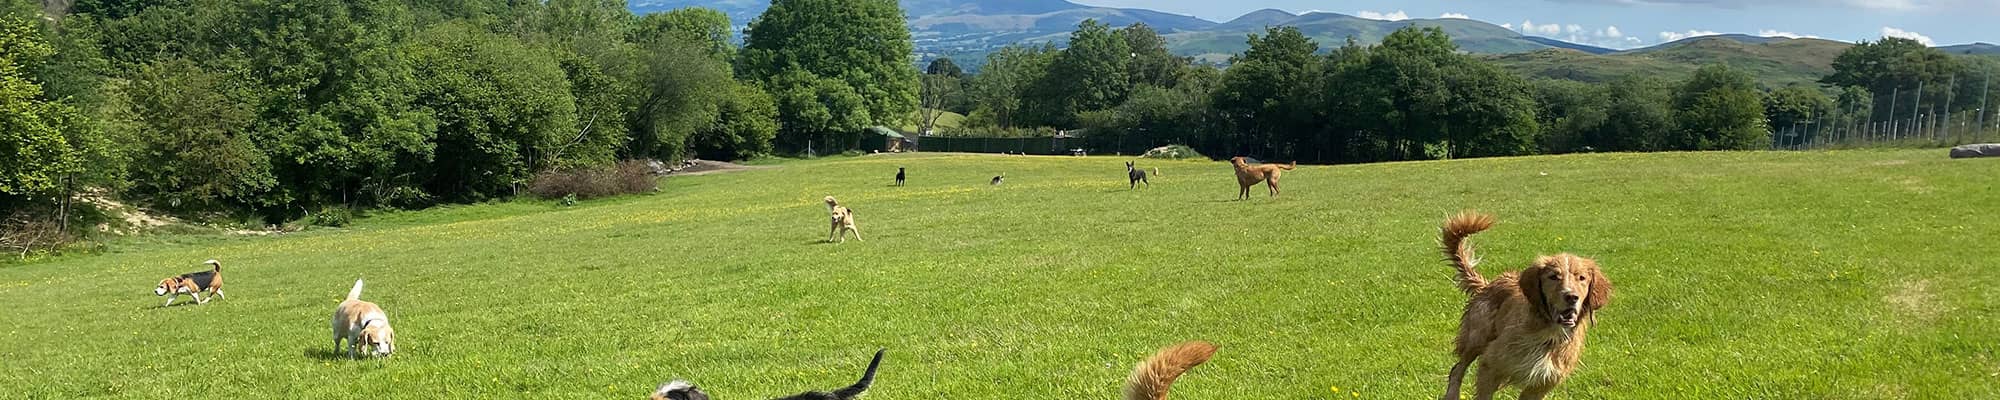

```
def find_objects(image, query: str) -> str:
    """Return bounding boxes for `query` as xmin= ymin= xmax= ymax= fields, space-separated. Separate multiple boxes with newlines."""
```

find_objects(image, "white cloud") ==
xmin=1849 ymin=0 xmax=1920 ymax=10
xmin=1659 ymin=30 xmax=1723 ymax=42
xmin=1604 ymin=26 xmax=1623 ymax=38
xmin=1880 ymin=26 xmax=1935 ymax=45
xmin=1356 ymin=10 xmax=1410 ymax=21
xmin=1757 ymin=29 xmax=1822 ymax=39
xmin=1565 ymin=24 xmax=1585 ymax=34
xmin=1518 ymin=20 xmax=1564 ymax=36
xmin=1501 ymin=23 xmax=1514 ymax=29
xmin=1440 ymin=12 xmax=1471 ymax=19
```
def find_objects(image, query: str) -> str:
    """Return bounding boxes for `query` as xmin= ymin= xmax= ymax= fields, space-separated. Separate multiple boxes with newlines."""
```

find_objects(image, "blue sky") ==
xmin=1072 ymin=0 xmax=1999 ymax=49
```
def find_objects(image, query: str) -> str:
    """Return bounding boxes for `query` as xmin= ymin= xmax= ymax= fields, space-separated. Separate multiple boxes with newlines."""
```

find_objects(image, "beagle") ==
xmin=155 ymin=260 xmax=224 ymax=306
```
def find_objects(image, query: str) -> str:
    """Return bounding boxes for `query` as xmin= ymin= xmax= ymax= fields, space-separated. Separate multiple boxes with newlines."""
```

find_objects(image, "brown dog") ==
xmin=824 ymin=196 xmax=861 ymax=243
xmin=1437 ymin=212 xmax=1611 ymax=400
xmin=1229 ymin=157 xmax=1295 ymax=200
xmin=154 ymin=259 xmax=224 ymax=306
xmin=1123 ymin=341 xmax=1218 ymax=400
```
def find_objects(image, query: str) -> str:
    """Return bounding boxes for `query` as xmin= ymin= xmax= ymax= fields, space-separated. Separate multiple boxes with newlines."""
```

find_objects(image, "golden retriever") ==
xmin=1123 ymin=341 xmax=1217 ymax=400
xmin=1229 ymin=157 xmax=1295 ymax=200
xmin=1436 ymin=211 xmax=1611 ymax=400
xmin=824 ymin=196 xmax=861 ymax=243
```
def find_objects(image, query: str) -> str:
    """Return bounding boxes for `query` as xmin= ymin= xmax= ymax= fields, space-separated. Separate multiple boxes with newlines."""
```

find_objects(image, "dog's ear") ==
xmin=1519 ymin=259 xmax=1553 ymax=320
xmin=1584 ymin=262 xmax=1612 ymax=313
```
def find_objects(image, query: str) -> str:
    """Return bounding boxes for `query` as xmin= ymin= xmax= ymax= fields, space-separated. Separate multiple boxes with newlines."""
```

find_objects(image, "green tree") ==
xmin=1531 ymin=79 xmax=1609 ymax=153
xmin=122 ymin=59 xmax=276 ymax=209
xmin=407 ymin=22 xmax=577 ymax=202
xmin=691 ymin=82 xmax=779 ymax=160
xmin=1822 ymin=37 xmax=1965 ymax=119
xmin=925 ymin=57 xmax=962 ymax=78
xmin=1021 ymin=19 xmax=1130 ymax=127
xmin=742 ymin=0 xmax=918 ymax=151
xmin=0 ymin=16 xmax=81 ymax=203
xmin=1675 ymin=64 xmax=1768 ymax=150
xmin=1597 ymin=76 xmax=1677 ymax=152
xmin=966 ymin=44 xmax=1054 ymax=129
xmin=770 ymin=69 xmax=871 ymax=153
xmin=1212 ymin=26 xmax=1316 ymax=158
xmin=1121 ymin=22 xmax=1184 ymax=88
xmin=1764 ymin=85 xmax=1834 ymax=144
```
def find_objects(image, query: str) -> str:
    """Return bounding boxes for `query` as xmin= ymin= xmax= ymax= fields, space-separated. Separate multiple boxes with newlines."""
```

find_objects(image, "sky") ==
xmin=1071 ymin=0 xmax=2000 ymax=50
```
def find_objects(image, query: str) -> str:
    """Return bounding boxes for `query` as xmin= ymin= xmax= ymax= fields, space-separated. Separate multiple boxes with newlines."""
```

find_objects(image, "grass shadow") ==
xmin=302 ymin=347 xmax=353 ymax=361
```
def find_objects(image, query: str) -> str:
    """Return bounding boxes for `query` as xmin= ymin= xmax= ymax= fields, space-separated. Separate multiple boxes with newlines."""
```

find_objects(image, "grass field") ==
xmin=3 ymin=150 xmax=1997 ymax=399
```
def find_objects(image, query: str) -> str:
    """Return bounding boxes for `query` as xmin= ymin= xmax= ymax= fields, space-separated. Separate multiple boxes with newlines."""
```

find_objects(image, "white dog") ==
xmin=330 ymin=278 xmax=396 ymax=357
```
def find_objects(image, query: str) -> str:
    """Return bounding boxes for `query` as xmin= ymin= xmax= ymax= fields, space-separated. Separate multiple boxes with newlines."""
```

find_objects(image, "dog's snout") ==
xmin=1562 ymin=294 xmax=1580 ymax=304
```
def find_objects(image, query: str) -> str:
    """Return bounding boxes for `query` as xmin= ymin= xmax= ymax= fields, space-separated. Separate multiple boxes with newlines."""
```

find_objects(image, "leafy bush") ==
xmin=1141 ymin=145 xmax=1203 ymax=160
xmin=309 ymin=207 xmax=353 ymax=227
xmin=527 ymin=160 xmax=658 ymax=201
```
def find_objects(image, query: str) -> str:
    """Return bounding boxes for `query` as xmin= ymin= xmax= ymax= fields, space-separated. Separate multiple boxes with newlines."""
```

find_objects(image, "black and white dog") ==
xmin=652 ymin=349 xmax=885 ymax=400
xmin=1127 ymin=161 xmax=1149 ymax=189
xmin=990 ymin=175 xmax=1004 ymax=185
xmin=894 ymin=167 xmax=906 ymax=186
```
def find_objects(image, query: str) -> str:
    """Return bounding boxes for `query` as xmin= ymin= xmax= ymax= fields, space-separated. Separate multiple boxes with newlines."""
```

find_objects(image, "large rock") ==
xmin=1949 ymin=144 xmax=2000 ymax=159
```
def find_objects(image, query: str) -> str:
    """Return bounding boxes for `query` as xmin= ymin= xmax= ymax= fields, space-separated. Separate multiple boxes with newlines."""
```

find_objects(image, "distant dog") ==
xmin=1230 ymin=157 xmax=1295 ymax=200
xmin=894 ymin=167 xmax=905 ymax=186
xmin=991 ymin=175 xmax=1004 ymax=185
xmin=330 ymin=278 xmax=396 ymax=358
xmin=1123 ymin=341 xmax=1218 ymax=400
xmin=824 ymin=196 xmax=862 ymax=243
xmin=1436 ymin=211 xmax=1611 ymax=400
xmin=155 ymin=259 xmax=224 ymax=306
xmin=1152 ymin=167 xmax=1161 ymax=178
xmin=1127 ymin=162 xmax=1149 ymax=189
xmin=652 ymin=349 xmax=885 ymax=400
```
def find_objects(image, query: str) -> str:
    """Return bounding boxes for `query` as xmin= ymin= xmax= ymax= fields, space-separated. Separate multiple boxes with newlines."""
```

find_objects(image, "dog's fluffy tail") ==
xmin=346 ymin=278 xmax=365 ymax=302
xmin=1122 ymin=341 xmax=1218 ymax=400
xmin=206 ymin=259 xmax=222 ymax=272
xmin=831 ymin=348 xmax=886 ymax=399
xmin=1441 ymin=211 xmax=1497 ymax=296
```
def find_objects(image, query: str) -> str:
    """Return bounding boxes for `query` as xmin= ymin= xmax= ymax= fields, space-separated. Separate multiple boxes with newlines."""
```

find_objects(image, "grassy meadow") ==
xmin=2 ymin=150 xmax=1996 ymax=399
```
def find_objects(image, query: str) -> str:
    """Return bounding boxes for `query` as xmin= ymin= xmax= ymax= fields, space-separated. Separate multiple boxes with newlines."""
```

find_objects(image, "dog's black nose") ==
xmin=1562 ymin=294 xmax=1580 ymax=303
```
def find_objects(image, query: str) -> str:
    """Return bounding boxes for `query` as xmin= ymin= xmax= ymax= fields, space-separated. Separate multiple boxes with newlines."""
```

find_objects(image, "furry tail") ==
xmin=831 ymin=348 xmax=886 ymax=399
xmin=206 ymin=259 xmax=222 ymax=272
xmin=1277 ymin=161 xmax=1297 ymax=170
xmin=1441 ymin=211 xmax=1497 ymax=296
xmin=1122 ymin=341 xmax=1218 ymax=400
xmin=346 ymin=278 xmax=365 ymax=302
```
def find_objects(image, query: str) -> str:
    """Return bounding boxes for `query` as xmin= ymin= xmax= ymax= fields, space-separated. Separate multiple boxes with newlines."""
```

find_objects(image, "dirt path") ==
xmin=668 ymin=160 xmax=776 ymax=176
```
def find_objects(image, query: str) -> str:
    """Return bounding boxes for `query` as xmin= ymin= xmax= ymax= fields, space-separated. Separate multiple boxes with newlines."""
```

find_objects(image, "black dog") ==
xmin=894 ymin=167 xmax=905 ymax=186
xmin=1127 ymin=161 xmax=1149 ymax=189
xmin=991 ymin=175 xmax=1004 ymax=185
xmin=652 ymin=349 xmax=886 ymax=400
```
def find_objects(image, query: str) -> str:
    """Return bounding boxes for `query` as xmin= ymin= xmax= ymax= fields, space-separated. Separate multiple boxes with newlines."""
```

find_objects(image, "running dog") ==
xmin=1127 ymin=162 xmax=1149 ymax=189
xmin=651 ymin=349 xmax=885 ymax=400
xmin=824 ymin=196 xmax=862 ymax=243
xmin=1230 ymin=157 xmax=1295 ymax=200
xmin=154 ymin=259 xmax=224 ymax=306
xmin=991 ymin=175 xmax=1005 ymax=185
xmin=1436 ymin=211 xmax=1612 ymax=400
xmin=330 ymin=278 xmax=397 ymax=358
xmin=1123 ymin=341 xmax=1218 ymax=400
xmin=894 ymin=167 xmax=906 ymax=186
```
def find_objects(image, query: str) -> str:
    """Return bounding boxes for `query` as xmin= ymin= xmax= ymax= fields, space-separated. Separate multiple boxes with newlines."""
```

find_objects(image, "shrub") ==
xmin=527 ymin=160 xmax=658 ymax=201
xmin=309 ymin=207 xmax=354 ymax=227
xmin=1141 ymin=145 xmax=1203 ymax=160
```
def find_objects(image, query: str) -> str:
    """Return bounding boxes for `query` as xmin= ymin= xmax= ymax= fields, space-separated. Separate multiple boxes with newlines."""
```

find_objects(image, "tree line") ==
xmin=1 ymin=0 xmax=917 ymax=225
xmin=942 ymin=24 xmax=1999 ymax=162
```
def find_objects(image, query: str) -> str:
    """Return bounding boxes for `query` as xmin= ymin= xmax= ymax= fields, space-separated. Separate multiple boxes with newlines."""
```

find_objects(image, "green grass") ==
xmin=900 ymin=108 xmax=966 ymax=134
xmin=4 ymin=150 xmax=1998 ymax=399
xmin=1491 ymin=37 xmax=1853 ymax=89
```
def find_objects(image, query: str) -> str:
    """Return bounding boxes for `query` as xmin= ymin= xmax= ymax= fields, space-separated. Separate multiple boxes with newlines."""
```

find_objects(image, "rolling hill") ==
xmin=1167 ymin=10 xmax=1594 ymax=58
xmin=1490 ymin=36 xmax=1854 ymax=88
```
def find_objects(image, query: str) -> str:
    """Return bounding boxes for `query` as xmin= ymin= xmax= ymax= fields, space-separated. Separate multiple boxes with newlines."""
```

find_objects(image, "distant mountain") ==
xmin=1519 ymin=36 xmax=1616 ymax=55
xmin=629 ymin=1 xmax=1637 ymax=69
xmin=1939 ymin=42 xmax=2000 ymax=56
xmin=1491 ymin=36 xmax=1853 ymax=88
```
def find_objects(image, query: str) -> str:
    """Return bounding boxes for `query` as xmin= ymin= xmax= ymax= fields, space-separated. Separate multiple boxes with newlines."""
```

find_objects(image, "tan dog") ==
xmin=154 ymin=259 xmax=224 ymax=306
xmin=330 ymin=278 xmax=396 ymax=358
xmin=1229 ymin=157 xmax=1295 ymax=200
xmin=824 ymin=196 xmax=862 ymax=243
xmin=1123 ymin=341 xmax=1218 ymax=400
xmin=1437 ymin=212 xmax=1611 ymax=400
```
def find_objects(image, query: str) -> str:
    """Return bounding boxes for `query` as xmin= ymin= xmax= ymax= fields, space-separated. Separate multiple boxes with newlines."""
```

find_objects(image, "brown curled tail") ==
xmin=1123 ymin=341 xmax=1218 ymax=400
xmin=1441 ymin=211 xmax=1497 ymax=296
xmin=1278 ymin=161 xmax=1296 ymax=170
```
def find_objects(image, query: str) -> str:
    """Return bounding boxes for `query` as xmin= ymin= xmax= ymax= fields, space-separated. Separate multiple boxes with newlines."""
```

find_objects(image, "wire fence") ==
xmin=1776 ymin=71 xmax=2000 ymax=150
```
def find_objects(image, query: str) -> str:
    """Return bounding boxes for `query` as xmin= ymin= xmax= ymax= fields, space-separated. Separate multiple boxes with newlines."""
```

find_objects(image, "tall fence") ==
xmin=1776 ymin=71 xmax=2000 ymax=150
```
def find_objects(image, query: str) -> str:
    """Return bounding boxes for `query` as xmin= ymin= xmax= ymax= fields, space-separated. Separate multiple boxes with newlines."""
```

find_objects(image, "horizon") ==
xmin=1070 ymin=0 xmax=2000 ymax=50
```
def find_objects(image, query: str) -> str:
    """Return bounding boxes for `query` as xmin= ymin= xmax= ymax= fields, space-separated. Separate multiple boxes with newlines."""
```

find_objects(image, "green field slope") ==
xmin=3 ymin=150 xmax=1997 ymax=398
xmin=1492 ymin=37 xmax=1853 ymax=88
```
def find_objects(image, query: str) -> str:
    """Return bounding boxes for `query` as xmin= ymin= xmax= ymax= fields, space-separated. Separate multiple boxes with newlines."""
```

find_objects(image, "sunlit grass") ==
xmin=2 ymin=150 xmax=1996 ymax=399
